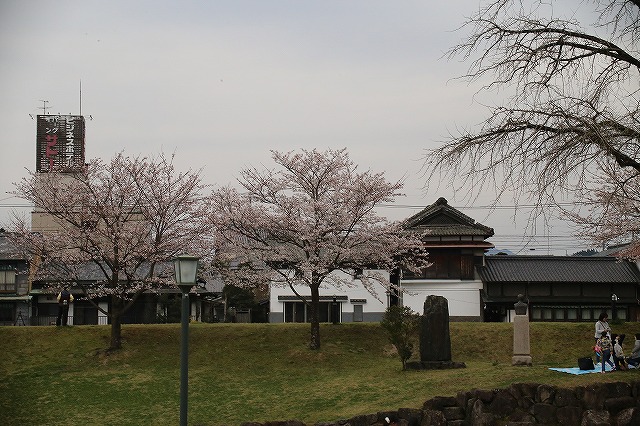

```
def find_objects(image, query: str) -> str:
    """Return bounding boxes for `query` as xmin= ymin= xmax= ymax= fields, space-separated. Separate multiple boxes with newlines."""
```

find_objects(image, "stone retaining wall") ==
xmin=241 ymin=381 xmax=640 ymax=426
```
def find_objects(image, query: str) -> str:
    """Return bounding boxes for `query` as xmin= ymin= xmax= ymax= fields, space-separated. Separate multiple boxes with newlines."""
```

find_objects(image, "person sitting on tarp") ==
xmin=628 ymin=333 xmax=640 ymax=367
xmin=613 ymin=334 xmax=628 ymax=370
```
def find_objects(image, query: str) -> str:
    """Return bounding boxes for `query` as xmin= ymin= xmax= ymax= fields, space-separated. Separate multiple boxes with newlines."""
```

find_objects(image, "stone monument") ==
xmin=407 ymin=295 xmax=465 ymax=369
xmin=512 ymin=294 xmax=533 ymax=366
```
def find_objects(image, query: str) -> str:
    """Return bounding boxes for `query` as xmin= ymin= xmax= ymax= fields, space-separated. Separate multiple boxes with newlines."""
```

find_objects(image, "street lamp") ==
xmin=611 ymin=293 xmax=618 ymax=321
xmin=174 ymin=254 xmax=200 ymax=426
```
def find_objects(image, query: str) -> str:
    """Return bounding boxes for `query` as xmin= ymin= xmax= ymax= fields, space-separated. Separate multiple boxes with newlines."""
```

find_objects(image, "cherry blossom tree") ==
xmin=12 ymin=152 xmax=213 ymax=350
xmin=209 ymin=148 xmax=429 ymax=350
xmin=426 ymin=0 xmax=640 ymax=253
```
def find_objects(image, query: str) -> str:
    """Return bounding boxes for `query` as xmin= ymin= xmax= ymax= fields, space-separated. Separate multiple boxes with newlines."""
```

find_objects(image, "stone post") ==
xmin=512 ymin=294 xmax=532 ymax=366
xmin=406 ymin=295 xmax=465 ymax=370
xmin=420 ymin=295 xmax=452 ymax=363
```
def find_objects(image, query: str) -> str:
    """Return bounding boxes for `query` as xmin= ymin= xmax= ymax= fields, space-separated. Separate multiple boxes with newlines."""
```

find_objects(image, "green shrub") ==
xmin=380 ymin=305 xmax=420 ymax=370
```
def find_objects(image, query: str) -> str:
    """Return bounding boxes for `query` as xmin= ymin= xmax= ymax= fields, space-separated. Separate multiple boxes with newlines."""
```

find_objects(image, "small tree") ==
xmin=381 ymin=305 xmax=420 ymax=370
xmin=209 ymin=148 xmax=429 ymax=350
xmin=12 ymin=152 xmax=213 ymax=350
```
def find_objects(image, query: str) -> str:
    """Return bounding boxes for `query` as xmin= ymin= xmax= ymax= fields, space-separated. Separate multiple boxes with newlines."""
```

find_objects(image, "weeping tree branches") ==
xmin=427 ymin=0 xmax=640 ymax=253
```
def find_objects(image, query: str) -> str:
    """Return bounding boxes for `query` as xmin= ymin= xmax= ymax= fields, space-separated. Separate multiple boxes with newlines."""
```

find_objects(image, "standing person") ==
xmin=56 ymin=287 xmax=74 ymax=326
xmin=594 ymin=313 xmax=611 ymax=363
xmin=597 ymin=331 xmax=615 ymax=373
xmin=628 ymin=333 xmax=640 ymax=367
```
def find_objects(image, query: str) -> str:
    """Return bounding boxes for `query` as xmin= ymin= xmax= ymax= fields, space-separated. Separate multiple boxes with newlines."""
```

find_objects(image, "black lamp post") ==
xmin=611 ymin=293 xmax=618 ymax=321
xmin=174 ymin=254 xmax=200 ymax=426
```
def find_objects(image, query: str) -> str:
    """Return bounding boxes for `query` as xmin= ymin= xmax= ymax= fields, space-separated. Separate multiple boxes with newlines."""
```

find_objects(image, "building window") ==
xmin=425 ymin=251 xmax=462 ymax=279
xmin=531 ymin=306 xmax=615 ymax=322
xmin=283 ymin=301 xmax=336 ymax=323
xmin=616 ymin=309 xmax=627 ymax=321
xmin=403 ymin=249 xmax=479 ymax=280
xmin=284 ymin=302 xmax=306 ymax=323
xmin=0 ymin=269 xmax=16 ymax=293
xmin=353 ymin=305 xmax=363 ymax=322
xmin=532 ymin=308 xmax=541 ymax=320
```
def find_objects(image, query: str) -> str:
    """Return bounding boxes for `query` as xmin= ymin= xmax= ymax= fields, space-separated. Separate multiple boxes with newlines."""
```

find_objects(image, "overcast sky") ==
xmin=0 ymin=0 xmax=591 ymax=254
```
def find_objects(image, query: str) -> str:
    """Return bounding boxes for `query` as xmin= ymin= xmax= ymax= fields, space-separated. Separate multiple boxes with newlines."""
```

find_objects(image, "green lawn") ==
xmin=1 ymin=322 xmax=639 ymax=425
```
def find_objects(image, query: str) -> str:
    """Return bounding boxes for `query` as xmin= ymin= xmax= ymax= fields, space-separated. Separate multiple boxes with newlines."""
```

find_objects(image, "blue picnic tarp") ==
xmin=549 ymin=362 xmax=626 ymax=375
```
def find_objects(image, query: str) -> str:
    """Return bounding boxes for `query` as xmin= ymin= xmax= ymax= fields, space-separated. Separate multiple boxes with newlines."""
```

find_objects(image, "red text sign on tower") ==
xmin=36 ymin=115 xmax=85 ymax=173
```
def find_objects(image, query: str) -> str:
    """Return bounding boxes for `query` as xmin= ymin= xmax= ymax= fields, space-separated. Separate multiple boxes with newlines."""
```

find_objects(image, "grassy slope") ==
xmin=1 ymin=322 xmax=639 ymax=425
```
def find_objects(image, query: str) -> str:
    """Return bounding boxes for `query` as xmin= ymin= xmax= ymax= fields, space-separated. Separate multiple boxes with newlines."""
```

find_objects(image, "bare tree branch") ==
xmin=427 ymin=0 xmax=640 ymax=254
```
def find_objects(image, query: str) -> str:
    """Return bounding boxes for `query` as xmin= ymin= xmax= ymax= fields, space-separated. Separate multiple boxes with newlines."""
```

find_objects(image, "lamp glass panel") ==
xmin=174 ymin=256 xmax=199 ymax=284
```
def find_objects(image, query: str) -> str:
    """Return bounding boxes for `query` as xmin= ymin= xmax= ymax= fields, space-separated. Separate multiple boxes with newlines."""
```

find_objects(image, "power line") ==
xmin=378 ymin=202 xmax=587 ymax=210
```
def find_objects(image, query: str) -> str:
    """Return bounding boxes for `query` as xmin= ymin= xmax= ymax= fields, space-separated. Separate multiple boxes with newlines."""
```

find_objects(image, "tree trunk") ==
xmin=308 ymin=279 xmax=321 ymax=350
xmin=109 ymin=295 xmax=123 ymax=351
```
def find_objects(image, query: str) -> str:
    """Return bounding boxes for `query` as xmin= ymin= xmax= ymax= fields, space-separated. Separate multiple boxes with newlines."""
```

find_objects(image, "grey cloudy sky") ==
xmin=0 ymin=0 xmax=588 ymax=254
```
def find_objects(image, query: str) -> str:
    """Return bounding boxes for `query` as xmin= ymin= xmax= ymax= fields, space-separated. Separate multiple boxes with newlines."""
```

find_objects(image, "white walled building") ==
xmin=398 ymin=197 xmax=494 ymax=321
xmin=268 ymin=198 xmax=495 ymax=323
xmin=269 ymin=269 xmax=391 ymax=323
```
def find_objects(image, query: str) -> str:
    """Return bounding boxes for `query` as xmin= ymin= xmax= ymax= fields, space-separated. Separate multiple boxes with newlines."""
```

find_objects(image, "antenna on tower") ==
xmin=38 ymin=100 xmax=50 ymax=115
xmin=79 ymin=79 xmax=82 ymax=116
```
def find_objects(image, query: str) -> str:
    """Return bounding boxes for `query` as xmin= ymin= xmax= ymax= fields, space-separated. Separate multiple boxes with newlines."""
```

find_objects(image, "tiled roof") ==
xmin=403 ymin=197 xmax=494 ymax=237
xmin=478 ymin=256 xmax=640 ymax=283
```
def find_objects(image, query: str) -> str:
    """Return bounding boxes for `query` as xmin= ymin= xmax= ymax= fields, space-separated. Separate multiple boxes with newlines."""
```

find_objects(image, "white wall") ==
xmin=400 ymin=279 xmax=483 ymax=318
xmin=269 ymin=269 xmax=390 ymax=322
xmin=269 ymin=271 xmax=484 ymax=322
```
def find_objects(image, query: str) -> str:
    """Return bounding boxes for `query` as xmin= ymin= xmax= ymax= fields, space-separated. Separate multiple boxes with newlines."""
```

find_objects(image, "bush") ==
xmin=380 ymin=305 xmax=420 ymax=370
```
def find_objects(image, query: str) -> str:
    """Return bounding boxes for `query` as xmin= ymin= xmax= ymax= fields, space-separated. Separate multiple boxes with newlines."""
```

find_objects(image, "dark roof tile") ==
xmin=478 ymin=256 xmax=640 ymax=283
xmin=403 ymin=197 xmax=494 ymax=237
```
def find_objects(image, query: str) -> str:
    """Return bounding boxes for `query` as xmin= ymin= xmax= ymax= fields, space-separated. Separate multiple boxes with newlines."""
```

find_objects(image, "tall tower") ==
xmin=32 ymin=115 xmax=86 ymax=233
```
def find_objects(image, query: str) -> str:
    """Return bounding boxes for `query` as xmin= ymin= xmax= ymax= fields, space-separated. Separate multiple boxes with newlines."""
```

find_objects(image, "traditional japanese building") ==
xmin=399 ymin=197 xmax=495 ymax=321
xmin=479 ymin=255 xmax=640 ymax=322
xmin=268 ymin=197 xmax=640 ymax=324
xmin=269 ymin=197 xmax=497 ymax=323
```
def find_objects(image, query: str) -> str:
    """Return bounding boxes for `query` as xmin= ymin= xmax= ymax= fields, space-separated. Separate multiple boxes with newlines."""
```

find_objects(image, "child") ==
xmin=598 ymin=331 xmax=615 ymax=373
xmin=594 ymin=313 xmax=611 ymax=363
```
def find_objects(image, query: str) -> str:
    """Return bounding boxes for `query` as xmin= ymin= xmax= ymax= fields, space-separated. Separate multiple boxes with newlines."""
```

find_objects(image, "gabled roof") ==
xmin=478 ymin=255 xmax=640 ymax=284
xmin=403 ymin=197 xmax=494 ymax=237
